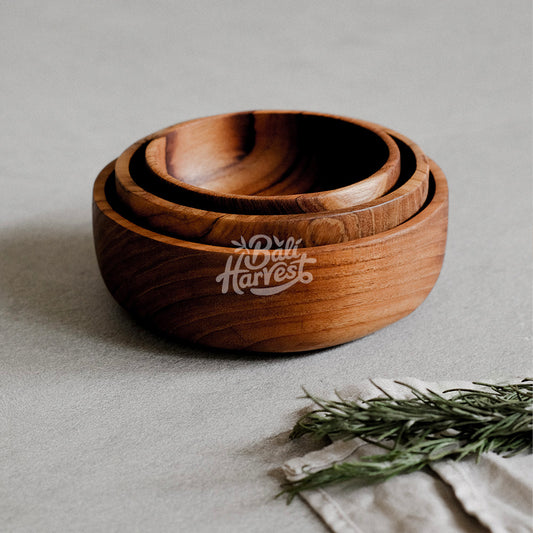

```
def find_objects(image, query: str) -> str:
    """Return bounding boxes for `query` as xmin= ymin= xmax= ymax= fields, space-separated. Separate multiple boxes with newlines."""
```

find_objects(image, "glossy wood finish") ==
xmin=114 ymin=131 xmax=429 ymax=247
xmin=127 ymin=111 xmax=402 ymax=214
xmin=93 ymin=159 xmax=448 ymax=353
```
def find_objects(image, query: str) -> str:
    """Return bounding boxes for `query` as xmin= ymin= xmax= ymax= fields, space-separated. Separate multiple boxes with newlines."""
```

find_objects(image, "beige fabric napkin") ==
xmin=282 ymin=378 xmax=533 ymax=533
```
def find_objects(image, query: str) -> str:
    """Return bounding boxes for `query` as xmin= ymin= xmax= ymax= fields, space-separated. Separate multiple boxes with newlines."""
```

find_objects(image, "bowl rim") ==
xmin=94 ymin=158 xmax=448 ymax=256
xmin=113 ymin=128 xmax=429 ymax=247
xmin=117 ymin=110 xmax=402 ymax=213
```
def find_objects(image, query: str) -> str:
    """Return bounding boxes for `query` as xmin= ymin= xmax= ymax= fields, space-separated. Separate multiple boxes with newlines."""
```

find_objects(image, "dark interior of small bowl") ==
xmin=157 ymin=112 xmax=390 ymax=196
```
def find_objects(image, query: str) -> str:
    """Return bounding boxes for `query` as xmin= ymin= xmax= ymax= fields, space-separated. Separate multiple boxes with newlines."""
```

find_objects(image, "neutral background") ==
xmin=1 ymin=1 xmax=531 ymax=531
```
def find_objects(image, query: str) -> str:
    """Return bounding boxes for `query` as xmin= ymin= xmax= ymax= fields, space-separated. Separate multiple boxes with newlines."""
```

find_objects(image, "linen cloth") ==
xmin=283 ymin=378 xmax=533 ymax=533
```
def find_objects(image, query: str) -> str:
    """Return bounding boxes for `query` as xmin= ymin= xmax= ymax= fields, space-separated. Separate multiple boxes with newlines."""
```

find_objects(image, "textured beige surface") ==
xmin=0 ymin=1 xmax=531 ymax=531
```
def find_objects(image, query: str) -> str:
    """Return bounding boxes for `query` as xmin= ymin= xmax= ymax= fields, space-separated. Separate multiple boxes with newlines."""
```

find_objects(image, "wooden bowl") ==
xmin=93 ymin=159 xmax=448 ymax=353
xmin=114 ymin=132 xmax=429 ymax=247
xmin=119 ymin=111 xmax=402 ymax=215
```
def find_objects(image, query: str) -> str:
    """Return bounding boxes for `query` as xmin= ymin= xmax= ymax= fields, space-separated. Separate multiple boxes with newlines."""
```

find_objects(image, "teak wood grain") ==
xmin=134 ymin=111 xmax=402 ymax=214
xmin=114 ymin=131 xmax=429 ymax=247
xmin=93 ymin=159 xmax=448 ymax=353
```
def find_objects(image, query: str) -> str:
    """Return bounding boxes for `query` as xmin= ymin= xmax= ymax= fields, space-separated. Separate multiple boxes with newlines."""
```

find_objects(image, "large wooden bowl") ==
xmin=93 ymin=159 xmax=448 ymax=352
xmin=115 ymin=132 xmax=428 ymax=247
xmin=119 ymin=111 xmax=402 ymax=215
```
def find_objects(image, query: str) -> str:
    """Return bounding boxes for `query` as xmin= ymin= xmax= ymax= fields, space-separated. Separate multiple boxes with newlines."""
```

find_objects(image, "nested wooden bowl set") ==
xmin=93 ymin=111 xmax=448 ymax=352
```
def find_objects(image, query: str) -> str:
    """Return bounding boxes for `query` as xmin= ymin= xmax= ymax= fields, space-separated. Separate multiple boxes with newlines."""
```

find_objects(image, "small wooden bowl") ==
xmin=121 ymin=111 xmax=402 ymax=214
xmin=115 ymin=132 xmax=429 ymax=247
xmin=93 ymin=159 xmax=448 ymax=352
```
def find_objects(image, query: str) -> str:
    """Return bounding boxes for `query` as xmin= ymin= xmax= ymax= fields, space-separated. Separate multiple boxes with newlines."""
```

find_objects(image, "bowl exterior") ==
xmin=93 ymin=162 xmax=448 ymax=353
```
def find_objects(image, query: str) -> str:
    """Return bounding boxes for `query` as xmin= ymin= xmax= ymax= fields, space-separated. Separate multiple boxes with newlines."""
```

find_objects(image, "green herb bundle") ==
xmin=281 ymin=380 xmax=533 ymax=502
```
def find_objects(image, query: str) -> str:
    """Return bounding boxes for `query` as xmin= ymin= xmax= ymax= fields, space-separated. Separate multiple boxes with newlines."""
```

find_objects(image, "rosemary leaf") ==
xmin=281 ymin=380 xmax=532 ymax=502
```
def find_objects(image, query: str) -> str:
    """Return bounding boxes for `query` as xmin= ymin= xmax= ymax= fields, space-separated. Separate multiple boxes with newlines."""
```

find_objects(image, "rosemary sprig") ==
xmin=281 ymin=380 xmax=533 ymax=502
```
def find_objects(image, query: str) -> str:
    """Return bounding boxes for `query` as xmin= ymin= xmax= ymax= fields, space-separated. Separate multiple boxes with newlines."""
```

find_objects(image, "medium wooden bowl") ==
xmin=93 ymin=159 xmax=448 ymax=352
xmin=121 ymin=111 xmax=402 ymax=215
xmin=114 ymin=132 xmax=429 ymax=247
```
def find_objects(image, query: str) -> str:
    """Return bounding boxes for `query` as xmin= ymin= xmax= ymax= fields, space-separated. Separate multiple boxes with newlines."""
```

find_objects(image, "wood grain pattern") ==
xmin=135 ymin=111 xmax=402 ymax=214
xmin=93 ymin=159 xmax=448 ymax=353
xmin=114 ymin=131 xmax=429 ymax=247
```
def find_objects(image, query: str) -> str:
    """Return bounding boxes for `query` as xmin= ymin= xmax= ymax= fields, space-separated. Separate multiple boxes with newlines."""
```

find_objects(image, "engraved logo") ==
xmin=215 ymin=235 xmax=316 ymax=296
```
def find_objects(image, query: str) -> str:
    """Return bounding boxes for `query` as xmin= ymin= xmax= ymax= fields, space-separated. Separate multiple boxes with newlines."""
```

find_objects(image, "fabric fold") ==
xmin=282 ymin=378 xmax=532 ymax=533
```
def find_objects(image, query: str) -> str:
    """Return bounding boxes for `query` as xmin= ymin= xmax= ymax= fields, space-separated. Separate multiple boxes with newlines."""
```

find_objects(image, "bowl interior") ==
xmin=148 ymin=112 xmax=391 ymax=197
